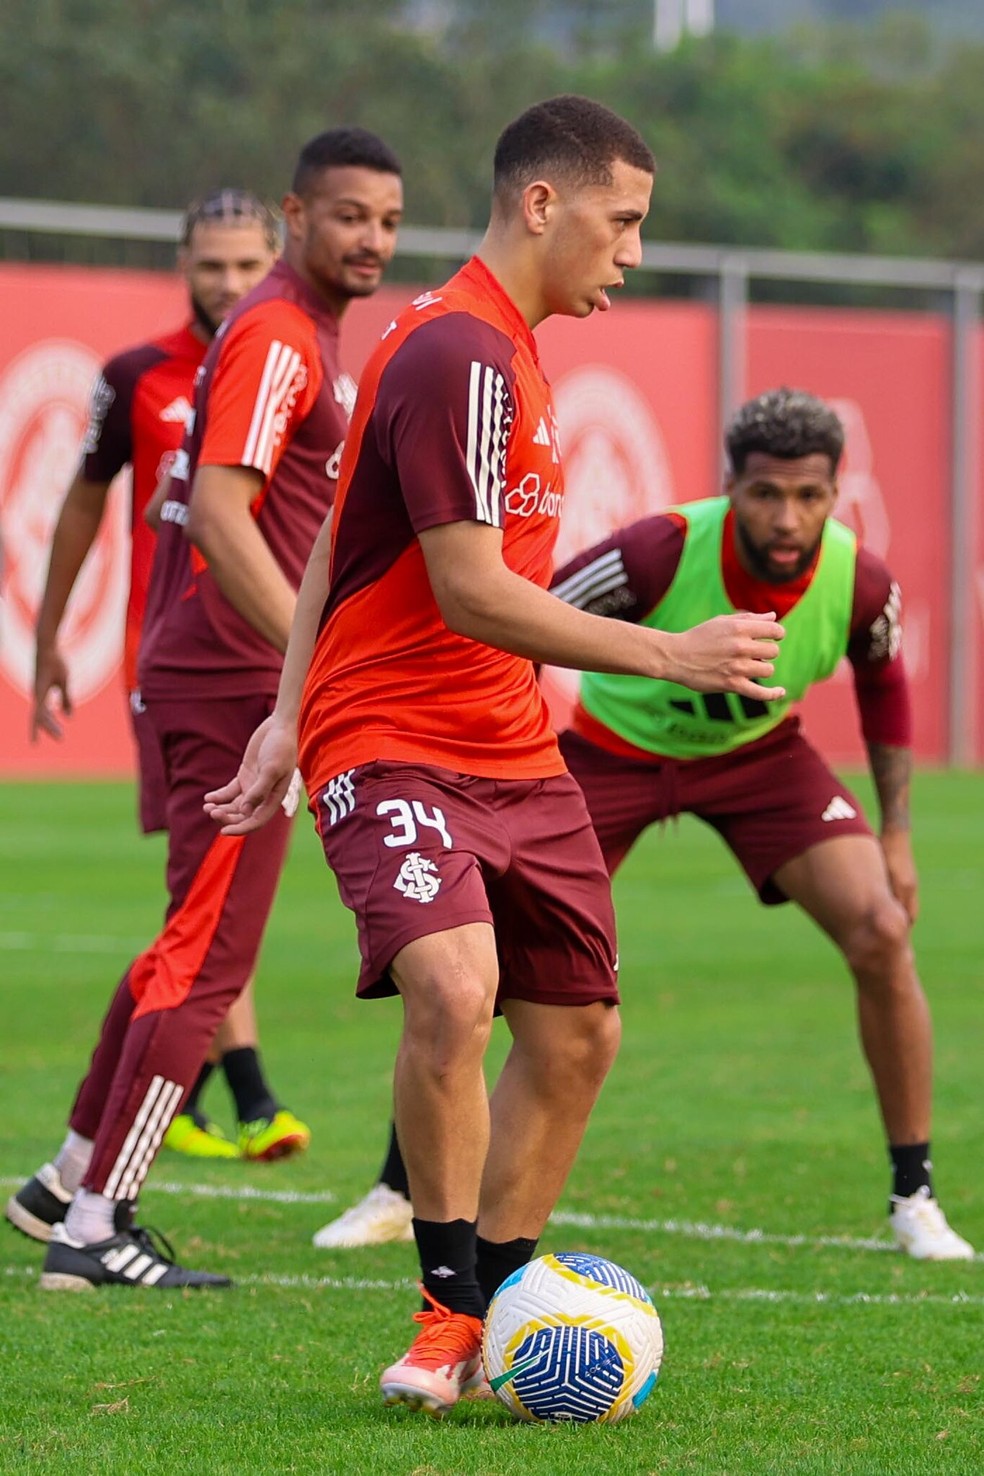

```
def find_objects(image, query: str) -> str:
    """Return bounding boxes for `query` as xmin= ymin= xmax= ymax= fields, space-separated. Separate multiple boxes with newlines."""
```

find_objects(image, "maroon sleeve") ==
xmin=373 ymin=314 xmax=517 ymax=534
xmin=80 ymin=344 xmax=165 ymax=483
xmin=549 ymin=514 xmax=687 ymax=621
xmin=848 ymin=546 xmax=912 ymax=746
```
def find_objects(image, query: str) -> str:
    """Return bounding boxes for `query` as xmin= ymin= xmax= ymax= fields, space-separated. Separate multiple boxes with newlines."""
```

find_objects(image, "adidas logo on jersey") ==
xmin=159 ymin=395 xmax=194 ymax=425
xmin=822 ymin=796 xmax=857 ymax=822
xmin=533 ymin=417 xmax=552 ymax=446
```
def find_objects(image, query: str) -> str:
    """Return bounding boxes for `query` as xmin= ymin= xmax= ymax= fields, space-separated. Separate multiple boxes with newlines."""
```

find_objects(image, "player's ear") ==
xmin=522 ymin=181 xmax=555 ymax=236
xmin=281 ymin=192 xmax=305 ymax=241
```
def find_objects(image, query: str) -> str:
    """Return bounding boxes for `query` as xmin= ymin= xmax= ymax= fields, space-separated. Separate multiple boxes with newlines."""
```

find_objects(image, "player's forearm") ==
xmin=36 ymin=482 xmax=110 ymax=646
xmin=439 ymin=560 xmax=681 ymax=678
xmin=421 ymin=522 xmax=781 ymax=697
xmin=187 ymin=509 xmax=296 ymax=653
xmin=271 ymin=510 xmax=334 ymax=725
xmin=866 ymin=741 xmax=912 ymax=833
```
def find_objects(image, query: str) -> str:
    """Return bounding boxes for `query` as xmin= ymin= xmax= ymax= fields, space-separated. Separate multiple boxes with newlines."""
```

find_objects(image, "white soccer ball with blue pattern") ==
xmin=481 ymin=1251 xmax=663 ymax=1423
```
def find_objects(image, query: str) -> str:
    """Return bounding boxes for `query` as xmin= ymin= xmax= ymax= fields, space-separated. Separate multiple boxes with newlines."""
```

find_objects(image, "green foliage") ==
xmin=0 ymin=773 xmax=982 ymax=1471
xmin=2 ymin=3 xmax=984 ymax=259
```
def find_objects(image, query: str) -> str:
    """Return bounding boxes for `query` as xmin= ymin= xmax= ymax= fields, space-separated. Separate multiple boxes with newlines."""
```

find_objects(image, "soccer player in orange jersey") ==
xmin=207 ymin=96 xmax=785 ymax=1413
xmin=8 ymin=130 xmax=403 ymax=1289
xmin=28 ymin=192 xmax=306 ymax=1162
xmin=328 ymin=387 xmax=973 ymax=1264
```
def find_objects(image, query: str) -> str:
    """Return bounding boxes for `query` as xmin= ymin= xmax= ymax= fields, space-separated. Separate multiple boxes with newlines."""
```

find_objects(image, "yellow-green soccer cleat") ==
xmin=162 ymin=1114 xmax=240 ymax=1160
xmin=238 ymin=1109 xmax=311 ymax=1162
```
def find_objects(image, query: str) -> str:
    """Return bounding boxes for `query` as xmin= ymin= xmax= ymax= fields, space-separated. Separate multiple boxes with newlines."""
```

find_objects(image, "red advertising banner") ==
xmin=747 ymin=305 xmax=952 ymax=765
xmin=0 ymin=269 xmax=414 ymax=778
xmin=972 ymin=326 xmax=984 ymax=766
xmin=0 ymin=264 xmax=966 ymax=776
xmin=536 ymin=299 xmax=719 ymax=729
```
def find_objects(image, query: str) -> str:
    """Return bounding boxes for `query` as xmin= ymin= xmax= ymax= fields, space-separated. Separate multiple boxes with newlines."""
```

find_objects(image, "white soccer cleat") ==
xmin=312 ymin=1183 xmax=414 ymax=1248
xmin=890 ymin=1186 xmax=975 ymax=1261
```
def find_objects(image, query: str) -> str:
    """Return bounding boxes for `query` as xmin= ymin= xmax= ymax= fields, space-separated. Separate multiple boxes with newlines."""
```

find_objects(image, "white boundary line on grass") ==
xmin=0 ymin=932 xmax=146 ymax=953
xmin=3 ymin=1175 xmax=980 ymax=1261
xmin=245 ymin=1273 xmax=984 ymax=1307
xmin=550 ymin=1209 xmax=895 ymax=1254
xmin=0 ymin=1177 xmax=336 ymax=1206
xmin=7 ymin=1261 xmax=980 ymax=1307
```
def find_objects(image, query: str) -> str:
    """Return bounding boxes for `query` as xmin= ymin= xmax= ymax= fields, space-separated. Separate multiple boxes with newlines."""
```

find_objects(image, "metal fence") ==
xmin=2 ymin=196 xmax=981 ymax=762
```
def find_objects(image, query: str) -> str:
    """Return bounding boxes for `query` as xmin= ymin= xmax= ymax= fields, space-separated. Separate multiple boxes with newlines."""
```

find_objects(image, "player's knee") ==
xmin=401 ymin=971 xmax=496 ymax=1063
xmin=844 ymin=897 xmax=911 ymax=980
xmin=551 ymin=1002 xmax=621 ymax=1089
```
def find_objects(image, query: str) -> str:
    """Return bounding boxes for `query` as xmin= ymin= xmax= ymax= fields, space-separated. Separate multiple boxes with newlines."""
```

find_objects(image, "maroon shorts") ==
xmin=129 ymin=689 xmax=167 ymax=835
xmin=559 ymin=718 xmax=873 ymax=904
xmin=312 ymin=760 xmax=619 ymax=1005
xmin=136 ymin=691 xmax=291 ymax=976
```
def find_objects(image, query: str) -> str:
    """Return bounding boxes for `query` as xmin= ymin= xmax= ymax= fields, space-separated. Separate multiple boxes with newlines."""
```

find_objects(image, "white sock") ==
xmin=64 ymin=1190 xmax=117 ymax=1245
xmin=53 ymin=1131 xmax=93 ymax=1195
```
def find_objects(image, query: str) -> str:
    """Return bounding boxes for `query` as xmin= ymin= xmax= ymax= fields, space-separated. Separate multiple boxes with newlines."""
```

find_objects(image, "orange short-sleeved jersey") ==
xmin=140 ymin=261 xmax=349 ymax=701
xmin=299 ymin=257 xmax=568 ymax=788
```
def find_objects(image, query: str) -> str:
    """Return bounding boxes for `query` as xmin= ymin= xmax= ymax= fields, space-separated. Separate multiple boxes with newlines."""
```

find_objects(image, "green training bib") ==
xmin=580 ymin=497 xmax=856 ymax=759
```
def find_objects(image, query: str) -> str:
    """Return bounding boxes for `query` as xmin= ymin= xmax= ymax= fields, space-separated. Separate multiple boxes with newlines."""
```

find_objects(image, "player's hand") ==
xmin=31 ymin=645 xmax=72 ymax=741
xmin=881 ymin=826 xmax=919 ymax=924
xmin=666 ymin=612 xmax=786 ymax=700
xmin=203 ymin=714 xmax=300 ymax=834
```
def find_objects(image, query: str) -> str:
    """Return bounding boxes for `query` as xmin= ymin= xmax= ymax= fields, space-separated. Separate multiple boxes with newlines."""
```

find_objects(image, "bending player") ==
xmin=321 ymin=386 xmax=973 ymax=1263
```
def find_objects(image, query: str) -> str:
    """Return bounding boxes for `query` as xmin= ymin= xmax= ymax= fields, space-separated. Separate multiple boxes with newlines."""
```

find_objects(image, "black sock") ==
xmin=222 ymin=1046 xmax=278 ymax=1124
xmin=379 ymin=1121 xmax=409 ymax=1198
xmin=183 ymin=1061 xmax=215 ymax=1125
xmin=413 ymin=1217 xmax=484 ymax=1317
xmin=889 ymin=1141 xmax=933 ymax=1205
xmin=476 ymin=1234 xmax=539 ymax=1307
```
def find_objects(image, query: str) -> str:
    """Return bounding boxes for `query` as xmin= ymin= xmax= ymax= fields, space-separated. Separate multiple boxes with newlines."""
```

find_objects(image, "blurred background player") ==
xmin=28 ymin=190 xmax=307 ymax=1163
xmin=326 ymin=386 xmax=972 ymax=1263
xmin=6 ymin=128 xmax=404 ymax=1287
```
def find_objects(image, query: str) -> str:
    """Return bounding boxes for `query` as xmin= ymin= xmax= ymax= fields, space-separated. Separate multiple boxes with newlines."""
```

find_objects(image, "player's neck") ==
xmin=476 ymin=230 xmax=547 ymax=330
xmin=284 ymin=251 xmax=347 ymax=321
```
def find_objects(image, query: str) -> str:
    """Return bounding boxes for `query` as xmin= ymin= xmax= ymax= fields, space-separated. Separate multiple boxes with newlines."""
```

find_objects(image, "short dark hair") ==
xmin=181 ymin=189 xmax=280 ymax=251
xmin=493 ymin=95 xmax=655 ymax=200
xmin=292 ymin=127 xmax=402 ymax=196
xmin=725 ymin=388 xmax=845 ymax=474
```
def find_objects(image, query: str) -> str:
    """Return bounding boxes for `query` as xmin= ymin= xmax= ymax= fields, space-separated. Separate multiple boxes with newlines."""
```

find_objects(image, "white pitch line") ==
xmin=550 ymin=1209 xmax=896 ymax=1255
xmin=200 ymin=1273 xmax=984 ymax=1308
xmin=5 ymin=1262 xmax=983 ymax=1307
xmin=0 ymin=1176 xmax=336 ymax=1206
xmin=150 ymin=1180 xmax=338 ymax=1206
xmin=0 ymin=932 xmax=144 ymax=953
xmin=2 ymin=1176 xmax=979 ymax=1260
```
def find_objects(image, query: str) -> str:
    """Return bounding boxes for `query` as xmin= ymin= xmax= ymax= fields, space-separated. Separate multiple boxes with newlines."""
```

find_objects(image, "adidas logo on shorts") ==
xmin=821 ymin=796 xmax=857 ymax=822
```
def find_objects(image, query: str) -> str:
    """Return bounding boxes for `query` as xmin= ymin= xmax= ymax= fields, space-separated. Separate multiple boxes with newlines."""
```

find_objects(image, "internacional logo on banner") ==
xmin=0 ymin=339 xmax=129 ymax=703
xmin=542 ymin=363 xmax=675 ymax=727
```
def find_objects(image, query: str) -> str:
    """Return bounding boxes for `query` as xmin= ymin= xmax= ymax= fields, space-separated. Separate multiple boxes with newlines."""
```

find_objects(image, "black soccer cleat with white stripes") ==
xmin=5 ymin=1162 xmax=71 ymax=1243
xmin=39 ymin=1205 xmax=233 ymax=1292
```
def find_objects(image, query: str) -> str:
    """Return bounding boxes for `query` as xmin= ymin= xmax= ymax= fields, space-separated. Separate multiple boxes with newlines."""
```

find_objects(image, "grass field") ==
xmin=1 ymin=774 xmax=981 ymax=1475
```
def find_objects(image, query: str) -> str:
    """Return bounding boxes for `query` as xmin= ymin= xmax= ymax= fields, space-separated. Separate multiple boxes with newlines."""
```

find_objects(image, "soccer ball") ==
xmin=481 ymin=1251 xmax=663 ymax=1424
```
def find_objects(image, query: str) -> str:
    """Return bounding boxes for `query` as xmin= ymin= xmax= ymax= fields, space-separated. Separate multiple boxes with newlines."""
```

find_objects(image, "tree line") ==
xmin=2 ymin=0 xmax=983 ymax=264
